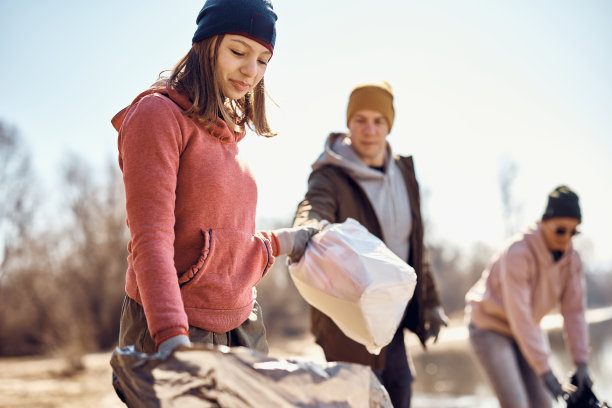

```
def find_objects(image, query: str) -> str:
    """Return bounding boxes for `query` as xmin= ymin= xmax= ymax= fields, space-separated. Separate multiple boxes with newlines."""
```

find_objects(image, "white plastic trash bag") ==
xmin=288 ymin=218 xmax=417 ymax=354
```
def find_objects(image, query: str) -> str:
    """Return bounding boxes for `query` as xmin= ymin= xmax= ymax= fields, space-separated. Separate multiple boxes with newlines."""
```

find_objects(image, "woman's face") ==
xmin=541 ymin=217 xmax=581 ymax=252
xmin=347 ymin=109 xmax=390 ymax=167
xmin=215 ymin=34 xmax=271 ymax=100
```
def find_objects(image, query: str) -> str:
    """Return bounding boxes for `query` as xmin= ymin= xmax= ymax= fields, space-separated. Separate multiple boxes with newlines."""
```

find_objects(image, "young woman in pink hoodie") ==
xmin=111 ymin=0 xmax=317 ymax=357
xmin=465 ymin=185 xmax=592 ymax=407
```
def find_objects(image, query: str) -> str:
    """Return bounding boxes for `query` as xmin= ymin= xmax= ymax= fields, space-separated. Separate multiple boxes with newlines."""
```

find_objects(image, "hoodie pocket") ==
xmin=178 ymin=228 xmax=271 ymax=293
xmin=178 ymin=229 xmax=212 ymax=288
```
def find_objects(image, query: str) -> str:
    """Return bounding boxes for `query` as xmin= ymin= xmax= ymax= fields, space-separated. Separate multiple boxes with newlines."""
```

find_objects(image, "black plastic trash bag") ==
xmin=566 ymin=374 xmax=610 ymax=408
xmin=111 ymin=344 xmax=392 ymax=408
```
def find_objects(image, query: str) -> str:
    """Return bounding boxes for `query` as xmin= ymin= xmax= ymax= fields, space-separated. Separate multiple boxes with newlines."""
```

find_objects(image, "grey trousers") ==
xmin=118 ymin=295 xmax=269 ymax=355
xmin=468 ymin=323 xmax=553 ymax=408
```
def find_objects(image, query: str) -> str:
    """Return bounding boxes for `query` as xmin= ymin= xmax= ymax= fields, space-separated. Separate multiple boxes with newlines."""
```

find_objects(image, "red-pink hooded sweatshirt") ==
xmin=465 ymin=222 xmax=589 ymax=376
xmin=111 ymin=83 xmax=280 ymax=347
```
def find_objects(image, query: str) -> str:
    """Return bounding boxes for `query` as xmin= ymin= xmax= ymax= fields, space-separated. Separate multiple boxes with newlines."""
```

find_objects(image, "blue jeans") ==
xmin=468 ymin=323 xmax=553 ymax=408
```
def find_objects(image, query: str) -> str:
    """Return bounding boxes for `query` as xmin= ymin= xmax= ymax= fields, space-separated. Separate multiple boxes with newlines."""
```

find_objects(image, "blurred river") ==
xmin=409 ymin=306 xmax=612 ymax=407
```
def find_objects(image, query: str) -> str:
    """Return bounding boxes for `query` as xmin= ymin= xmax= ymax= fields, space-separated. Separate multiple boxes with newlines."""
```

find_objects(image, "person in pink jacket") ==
xmin=465 ymin=185 xmax=592 ymax=407
xmin=111 ymin=0 xmax=317 ymax=358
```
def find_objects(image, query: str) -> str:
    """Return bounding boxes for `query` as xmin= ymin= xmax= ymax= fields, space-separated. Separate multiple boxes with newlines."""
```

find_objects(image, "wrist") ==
xmin=273 ymin=228 xmax=295 ymax=256
xmin=158 ymin=334 xmax=191 ymax=355
xmin=155 ymin=328 xmax=189 ymax=351
xmin=271 ymin=233 xmax=281 ymax=257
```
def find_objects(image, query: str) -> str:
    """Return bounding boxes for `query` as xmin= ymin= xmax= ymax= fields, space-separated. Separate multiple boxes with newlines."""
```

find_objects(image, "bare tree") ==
xmin=0 ymin=133 xmax=129 ymax=356
xmin=57 ymin=155 xmax=129 ymax=351
xmin=0 ymin=122 xmax=63 ymax=356
xmin=428 ymin=242 xmax=494 ymax=316
xmin=498 ymin=156 xmax=522 ymax=238
xmin=0 ymin=122 xmax=38 ymax=273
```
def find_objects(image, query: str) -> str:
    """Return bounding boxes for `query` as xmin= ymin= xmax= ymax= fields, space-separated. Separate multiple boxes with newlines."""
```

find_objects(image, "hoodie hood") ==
xmin=312 ymin=132 xmax=392 ymax=181
xmin=313 ymin=132 xmax=412 ymax=260
xmin=112 ymin=81 xmax=192 ymax=131
xmin=522 ymin=221 xmax=574 ymax=264
xmin=111 ymin=80 xmax=245 ymax=143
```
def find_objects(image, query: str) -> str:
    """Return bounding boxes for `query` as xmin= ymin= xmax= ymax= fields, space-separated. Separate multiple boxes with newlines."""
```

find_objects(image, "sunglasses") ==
xmin=554 ymin=227 xmax=580 ymax=237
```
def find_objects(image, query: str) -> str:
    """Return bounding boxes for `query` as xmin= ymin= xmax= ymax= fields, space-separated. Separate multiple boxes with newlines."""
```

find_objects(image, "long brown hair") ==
xmin=167 ymin=34 xmax=276 ymax=138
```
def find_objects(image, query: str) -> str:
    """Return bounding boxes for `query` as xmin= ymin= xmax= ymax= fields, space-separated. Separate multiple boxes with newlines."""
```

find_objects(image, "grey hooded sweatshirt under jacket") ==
xmin=311 ymin=133 xmax=412 ymax=260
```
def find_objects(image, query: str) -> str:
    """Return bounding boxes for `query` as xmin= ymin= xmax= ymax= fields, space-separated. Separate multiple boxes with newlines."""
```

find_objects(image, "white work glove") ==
xmin=157 ymin=334 xmax=191 ymax=358
xmin=424 ymin=306 xmax=449 ymax=344
xmin=273 ymin=226 xmax=319 ymax=263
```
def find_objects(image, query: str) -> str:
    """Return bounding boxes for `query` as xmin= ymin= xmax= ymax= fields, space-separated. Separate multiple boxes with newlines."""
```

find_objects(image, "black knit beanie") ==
xmin=542 ymin=185 xmax=582 ymax=221
xmin=192 ymin=0 xmax=277 ymax=53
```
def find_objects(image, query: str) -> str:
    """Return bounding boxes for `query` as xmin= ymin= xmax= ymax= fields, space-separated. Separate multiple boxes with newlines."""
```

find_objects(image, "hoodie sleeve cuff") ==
xmin=154 ymin=327 xmax=190 ymax=351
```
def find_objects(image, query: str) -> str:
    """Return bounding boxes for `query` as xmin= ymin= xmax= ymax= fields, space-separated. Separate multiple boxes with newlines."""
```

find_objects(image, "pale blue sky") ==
xmin=1 ymin=1 xmax=611 ymax=269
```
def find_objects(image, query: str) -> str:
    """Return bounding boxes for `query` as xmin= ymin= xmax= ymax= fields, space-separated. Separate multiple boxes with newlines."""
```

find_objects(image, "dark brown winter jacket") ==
xmin=293 ymin=152 xmax=441 ymax=371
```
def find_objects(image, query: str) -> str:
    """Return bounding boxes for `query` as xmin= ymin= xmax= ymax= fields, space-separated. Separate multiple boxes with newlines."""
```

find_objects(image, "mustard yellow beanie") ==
xmin=346 ymin=81 xmax=395 ymax=130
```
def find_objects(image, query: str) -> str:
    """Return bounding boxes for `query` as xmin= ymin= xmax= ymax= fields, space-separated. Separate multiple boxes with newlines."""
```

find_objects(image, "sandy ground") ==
xmin=5 ymin=310 xmax=611 ymax=408
xmin=0 ymin=351 xmax=126 ymax=408
xmin=0 ymin=335 xmax=331 ymax=408
xmin=0 ymin=322 xmax=492 ymax=408
xmin=0 ymin=311 xmax=497 ymax=408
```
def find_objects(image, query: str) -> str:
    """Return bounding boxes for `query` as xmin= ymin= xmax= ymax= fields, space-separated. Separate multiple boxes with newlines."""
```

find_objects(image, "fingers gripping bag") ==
xmin=288 ymin=218 xmax=417 ymax=354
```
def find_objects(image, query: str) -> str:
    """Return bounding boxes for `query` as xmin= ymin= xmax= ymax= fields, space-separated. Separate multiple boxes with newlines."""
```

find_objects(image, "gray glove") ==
xmin=157 ymin=334 xmax=191 ymax=358
xmin=424 ymin=306 xmax=449 ymax=343
xmin=541 ymin=371 xmax=568 ymax=401
xmin=300 ymin=218 xmax=330 ymax=230
xmin=274 ymin=226 xmax=319 ymax=263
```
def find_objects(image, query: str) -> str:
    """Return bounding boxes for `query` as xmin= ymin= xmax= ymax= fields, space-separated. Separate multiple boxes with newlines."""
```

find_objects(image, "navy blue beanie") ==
xmin=542 ymin=185 xmax=582 ymax=222
xmin=192 ymin=0 xmax=277 ymax=53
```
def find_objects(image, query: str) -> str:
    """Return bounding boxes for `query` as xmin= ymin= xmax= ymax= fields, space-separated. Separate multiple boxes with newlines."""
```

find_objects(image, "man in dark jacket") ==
xmin=293 ymin=81 xmax=447 ymax=408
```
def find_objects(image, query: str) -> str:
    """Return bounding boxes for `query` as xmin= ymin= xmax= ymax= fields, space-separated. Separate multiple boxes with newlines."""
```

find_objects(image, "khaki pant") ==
xmin=118 ymin=295 xmax=269 ymax=354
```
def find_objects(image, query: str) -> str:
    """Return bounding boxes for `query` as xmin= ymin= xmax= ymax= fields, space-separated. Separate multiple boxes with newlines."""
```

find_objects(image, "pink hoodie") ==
xmin=465 ymin=222 xmax=589 ymax=375
xmin=112 ymin=83 xmax=280 ymax=347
